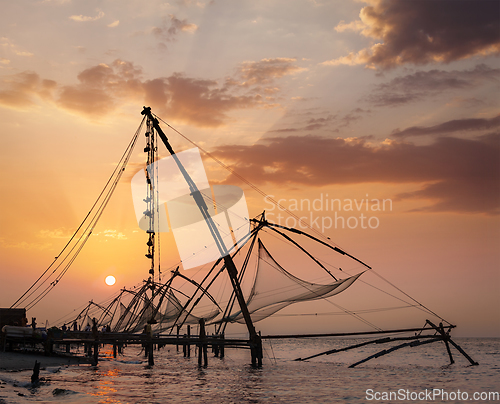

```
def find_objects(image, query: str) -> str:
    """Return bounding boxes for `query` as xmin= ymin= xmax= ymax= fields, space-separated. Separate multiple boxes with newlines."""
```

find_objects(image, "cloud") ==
xmin=211 ymin=131 xmax=500 ymax=215
xmin=146 ymin=73 xmax=263 ymax=127
xmin=0 ymin=72 xmax=56 ymax=109
xmin=237 ymin=58 xmax=307 ymax=86
xmin=38 ymin=228 xmax=74 ymax=239
xmin=0 ymin=58 xmax=287 ymax=125
xmin=108 ymin=20 xmax=120 ymax=28
xmin=0 ymin=237 xmax=52 ymax=251
xmin=392 ymin=114 xmax=500 ymax=138
xmin=269 ymin=113 xmax=337 ymax=133
xmin=57 ymin=60 xmax=144 ymax=117
xmin=101 ymin=230 xmax=127 ymax=240
xmin=1 ymin=37 xmax=34 ymax=57
xmin=0 ymin=58 xmax=10 ymax=65
xmin=152 ymin=14 xmax=198 ymax=42
xmin=368 ymin=64 xmax=500 ymax=106
xmin=268 ymin=108 xmax=370 ymax=134
xmin=325 ymin=0 xmax=500 ymax=69
xmin=39 ymin=0 xmax=71 ymax=4
xmin=69 ymin=10 xmax=105 ymax=22
xmin=176 ymin=0 xmax=210 ymax=7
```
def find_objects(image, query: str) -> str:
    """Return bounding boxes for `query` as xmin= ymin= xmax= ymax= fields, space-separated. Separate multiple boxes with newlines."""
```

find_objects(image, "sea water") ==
xmin=0 ymin=338 xmax=498 ymax=403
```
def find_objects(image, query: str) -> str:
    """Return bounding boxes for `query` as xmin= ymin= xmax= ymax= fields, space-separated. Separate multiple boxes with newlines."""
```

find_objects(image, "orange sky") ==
xmin=0 ymin=0 xmax=499 ymax=337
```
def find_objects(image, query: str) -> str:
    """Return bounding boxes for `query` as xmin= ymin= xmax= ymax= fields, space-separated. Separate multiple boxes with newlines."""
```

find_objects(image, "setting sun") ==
xmin=105 ymin=275 xmax=116 ymax=286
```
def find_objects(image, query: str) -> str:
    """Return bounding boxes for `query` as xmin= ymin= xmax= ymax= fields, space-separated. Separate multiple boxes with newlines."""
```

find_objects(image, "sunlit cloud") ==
xmin=69 ymin=9 xmax=105 ymax=22
xmin=39 ymin=228 xmax=74 ymax=239
xmin=0 ymin=72 xmax=56 ymax=109
xmin=108 ymin=20 xmax=120 ymax=28
xmin=0 ymin=236 xmax=52 ymax=250
xmin=237 ymin=58 xmax=307 ymax=85
xmin=0 ymin=58 xmax=292 ymax=125
xmin=102 ymin=230 xmax=127 ymax=240
xmin=39 ymin=0 xmax=71 ymax=4
xmin=1 ymin=37 xmax=34 ymax=57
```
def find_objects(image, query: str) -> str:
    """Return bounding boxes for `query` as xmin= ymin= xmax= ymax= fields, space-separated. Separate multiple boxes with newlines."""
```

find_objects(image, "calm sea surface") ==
xmin=0 ymin=338 xmax=498 ymax=403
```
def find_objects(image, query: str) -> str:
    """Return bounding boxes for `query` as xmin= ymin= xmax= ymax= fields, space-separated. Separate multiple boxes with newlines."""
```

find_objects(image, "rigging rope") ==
xmin=10 ymin=117 xmax=145 ymax=310
xmin=153 ymin=113 xmax=451 ymax=327
xmin=153 ymin=114 xmax=346 ymax=250
xmin=33 ymin=110 xmax=451 ymax=332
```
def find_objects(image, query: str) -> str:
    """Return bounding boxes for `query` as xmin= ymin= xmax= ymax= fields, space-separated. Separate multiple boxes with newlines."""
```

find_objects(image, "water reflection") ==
xmin=87 ymin=348 xmax=121 ymax=403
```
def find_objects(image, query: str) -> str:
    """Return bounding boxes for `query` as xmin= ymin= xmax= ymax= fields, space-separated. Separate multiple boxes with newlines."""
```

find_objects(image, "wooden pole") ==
xmin=176 ymin=325 xmax=180 ymax=352
xmin=447 ymin=339 xmax=478 ymax=366
xmin=427 ymin=320 xmax=478 ymax=366
xmin=198 ymin=319 xmax=208 ymax=367
xmin=438 ymin=323 xmax=454 ymax=365
xmin=213 ymin=334 xmax=219 ymax=358
xmin=187 ymin=325 xmax=191 ymax=358
xmin=92 ymin=341 xmax=99 ymax=366
xmin=142 ymin=107 xmax=259 ymax=363
xmin=257 ymin=332 xmax=263 ymax=367
xmin=148 ymin=339 xmax=154 ymax=366
xmin=220 ymin=333 xmax=225 ymax=359
xmin=349 ymin=337 xmax=441 ymax=368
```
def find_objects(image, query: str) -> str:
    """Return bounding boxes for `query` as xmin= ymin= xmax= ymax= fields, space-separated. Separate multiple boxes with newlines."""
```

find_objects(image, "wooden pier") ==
xmin=2 ymin=324 xmax=258 ymax=368
xmin=2 ymin=320 xmax=476 ymax=368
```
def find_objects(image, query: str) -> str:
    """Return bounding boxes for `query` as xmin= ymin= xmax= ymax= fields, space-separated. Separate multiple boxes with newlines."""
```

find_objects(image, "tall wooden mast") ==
xmin=140 ymin=107 xmax=261 ymax=365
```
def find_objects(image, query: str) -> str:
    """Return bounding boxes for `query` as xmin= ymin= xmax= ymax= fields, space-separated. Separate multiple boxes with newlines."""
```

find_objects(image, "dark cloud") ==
xmin=268 ymin=108 xmax=370 ymax=134
xmin=269 ymin=113 xmax=337 ymax=133
xmin=212 ymin=132 xmax=500 ymax=215
xmin=152 ymin=14 xmax=198 ymax=43
xmin=392 ymin=114 xmax=500 ymax=138
xmin=339 ymin=108 xmax=371 ymax=128
xmin=368 ymin=64 xmax=500 ymax=106
xmin=328 ymin=0 xmax=500 ymax=69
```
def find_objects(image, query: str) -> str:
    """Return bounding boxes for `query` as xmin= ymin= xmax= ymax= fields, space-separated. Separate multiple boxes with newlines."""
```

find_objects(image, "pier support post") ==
xmin=251 ymin=332 xmax=263 ymax=367
xmin=213 ymin=334 xmax=219 ymax=358
xmin=183 ymin=334 xmax=187 ymax=357
xmin=220 ymin=334 xmax=225 ymax=359
xmin=198 ymin=319 xmax=208 ymax=367
xmin=187 ymin=325 xmax=191 ymax=358
xmin=92 ymin=341 xmax=99 ymax=366
xmin=113 ymin=343 xmax=117 ymax=359
xmin=147 ymin=339 xmax=154 ymax=366
xmin=176 ymin=325 xmax=181 ymax=352
xmin=91 ymin=318 xmax=99 ymax=366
